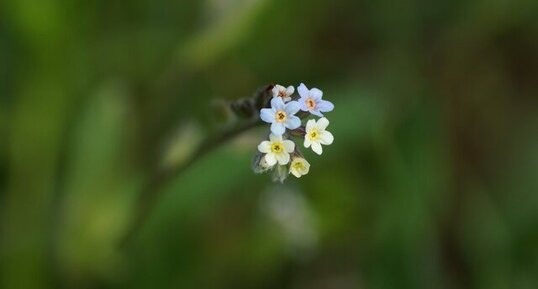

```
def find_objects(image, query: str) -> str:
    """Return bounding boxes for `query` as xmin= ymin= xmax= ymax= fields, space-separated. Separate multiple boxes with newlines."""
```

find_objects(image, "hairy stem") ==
xmin=119 ymin=118 xmax=263 ymax=247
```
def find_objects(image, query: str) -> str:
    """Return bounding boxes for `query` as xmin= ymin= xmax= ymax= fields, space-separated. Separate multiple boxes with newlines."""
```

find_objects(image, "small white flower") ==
xmin=272 ymin=84 xmax=295 ymax=102
xmin=260 ymin=97 xmax=301 ymax=136
xmin=258 ymin=134 xmax=295 ymax=166
xmin=289 ymin=157 xmax=310 ymax=178
xmin=304 ymin=117 xmax=334 ymax=155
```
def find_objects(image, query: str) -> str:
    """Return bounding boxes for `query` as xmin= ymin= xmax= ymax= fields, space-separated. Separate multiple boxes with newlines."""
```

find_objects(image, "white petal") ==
xmin=297 ymin=83 xmax=309 ymax=98
xmin=299 ymin=167 xmax=309 ymax=176
xmin=304 ymin=137 xmax=312 ymax=148
xmin=302 ymin=160 xmax=310 ymax=172
xmin=286 ymin=86 xmax=295 ymax=96
xmin=310 ymin=87 xmax=323 ymax=99
xmin=271 ymin=122 xmax=285 ymax=136
xmin=271 ymin=97 xmax=285 ymax=111
xmin=285 ymin=115 xmax=301 ymax=130
xmin=282 ymin=140 xmax=295 ymax=153
xmin=319 ymin=131 xmax=334 ymax=145
xmin=265 ymin=153 xmax=277 ymax=166
xmin=257 ymin=140 xmax=271 ymax=153
xmin=317 ymin=117 xmax=330 ymax=130
xmin=260 ymin=108 xmax=275 ymax=123
xmin=269 ymin=133 xmax=282 ymax=142
xmin=290 ymin=169 xmax=301 ymax=178
xmin=275 ymin=152 xmax=290 ymax=165
xmin=311 ymin=142 xmax=323 ymax=155
xmin=305 ymin=119 xmax=316 ymax=132
xmin=272 ymin=85 xmax=282 ymax=97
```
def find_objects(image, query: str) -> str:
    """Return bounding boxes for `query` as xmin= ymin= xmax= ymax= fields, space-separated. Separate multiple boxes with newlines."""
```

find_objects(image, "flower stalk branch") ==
xmin=119 ymin=85 xmax=273 ymax=247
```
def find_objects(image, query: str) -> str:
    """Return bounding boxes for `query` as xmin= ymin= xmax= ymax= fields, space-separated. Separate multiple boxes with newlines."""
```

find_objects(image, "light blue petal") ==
xmin=298 ymin=98 xmax=309 ymax=111
xmin=297 ymin=83 xmax=309 ymax=98
xmin=317 ymin=100 xmax=334 ymax=112
xmin=271 ymin=122 xmax=286 ymax=135
xmin=284 ymin=101 xmax=301 ymax=115
xmin=271 ymin=97 xmax=285 ymax=111
xmin=310 ymin=88 xmax=323 ymax=100
xmin=285 ymin=116 xmax=301 ymax=130
xmin=310 ymin=109 xmax=324 ymax=117
xmin=260 ymin=108 xmax=275 ymax=123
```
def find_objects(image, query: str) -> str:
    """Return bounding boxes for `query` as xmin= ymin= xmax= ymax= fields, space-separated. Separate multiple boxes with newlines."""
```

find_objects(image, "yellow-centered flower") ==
xmin=304 ymin=117 xmax=334 ymax=155
xmin=289 ymin=157 xmax=310 ymax=178
xmin=258 ymin=134 xmax=295 ymax=166
xmin=272 ymin=84 xmax=294 ymax=102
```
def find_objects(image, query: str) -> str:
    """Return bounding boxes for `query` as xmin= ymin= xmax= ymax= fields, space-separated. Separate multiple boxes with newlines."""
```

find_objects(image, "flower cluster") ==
xmin=253 ymin=83 xmax=334 ymax=182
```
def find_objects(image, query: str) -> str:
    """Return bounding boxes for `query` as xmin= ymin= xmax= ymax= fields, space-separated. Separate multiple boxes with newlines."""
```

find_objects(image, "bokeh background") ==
xmin=1 ymin=0 xmax=538 ymax=288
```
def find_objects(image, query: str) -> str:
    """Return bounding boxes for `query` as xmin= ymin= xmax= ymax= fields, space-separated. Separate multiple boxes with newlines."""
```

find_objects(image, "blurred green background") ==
xmin=1 ymin=0 xmax=538 ymax=288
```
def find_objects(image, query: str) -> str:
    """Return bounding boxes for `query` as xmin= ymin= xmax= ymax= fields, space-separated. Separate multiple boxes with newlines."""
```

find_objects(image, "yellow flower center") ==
xmin=290 ymin=158 xmax=309 ymax=177
xmin=306 ymin=98 xmax=316 ymax=110
xmin=308 ymin=129 xmax=319 ymax=140
xmin=275 ymin=110 xmax=287 ymax=122
xmin=292 ymin=161 xmax=304 ymax=170
xmin=271 ymin=143 xmax=283 ymax=153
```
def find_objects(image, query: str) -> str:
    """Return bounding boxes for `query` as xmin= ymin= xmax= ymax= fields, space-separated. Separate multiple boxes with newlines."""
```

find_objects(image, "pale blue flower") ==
xmin=260 ymin=97 xmax=301 ymax=136
xmin=297 ymin=83 xmax=334 ymax=117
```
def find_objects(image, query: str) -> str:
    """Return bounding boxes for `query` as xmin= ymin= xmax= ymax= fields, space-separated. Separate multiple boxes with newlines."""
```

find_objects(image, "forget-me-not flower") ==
xmin=297 ymin=83 xmax=334 ymax=117
xmin=251 ymin=82 xmax=336 ymax=182
xmin=258 ymin=134 xmax=295 ymax=166
xmin=304 ymin=117 xmax=334 ymax=155
xmin=260 ymin=97 xmax=301 ymax=136
xmin=272 ymin=84 xmax=295 ymax=102
xmin=289 ymin=157 xmax=310 ymax=178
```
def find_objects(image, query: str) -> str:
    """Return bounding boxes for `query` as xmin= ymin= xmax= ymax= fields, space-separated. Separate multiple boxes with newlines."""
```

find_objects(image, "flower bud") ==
xmin=272 ymin=165 xmax=288 ymax=183
xmin=252 ymin=152 xmax=273 ymax=174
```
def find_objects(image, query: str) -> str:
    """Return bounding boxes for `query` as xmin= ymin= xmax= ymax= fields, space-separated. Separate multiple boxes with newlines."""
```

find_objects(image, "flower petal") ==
xmin=282 ymin=140 xmax=295 ymax=153
xmin=272 ymin=85 xmax=283 ymax=97
xmin=269 ymin=133 xmax=282 ymax=142
xmin=290 ymin=169 xmax=301 ymax=178
xmin=270 ymin=122 xmax=285 ymax=135
xmin=297 ymin=83 xmax=309 ymax=98
xmin=319 ymin=131 xmax=334 ymax=145
xmin=285 ymin=115 xmax=301 ymax=130
xmin=260 ymin=108 xmax=275 ymax=123
xmin=317 ymin=117 xmax=330 ymax=130
xmin=317 ymin=100 xmax=334 ymax=112
xmin=265 ymin=153 xmax=277 ymax=166
xmin=311 ymin=142 xmax=323 ymax=155
xmin=298 ymin=98 xmax=309 ymax=111
xmin=310 ymin=109 xmax=324 ymax=117
xmin=305 ymin=119 xmax=316 ymax=132
xmin=284 ymin=101 xmax=300 ymax=115
xmin=310 ymin=88 xmax=323 ymax=100
xmin=286 ymin=86 xmax=294 ymax=96
xmin=257 ymin=140 xmax=271 ymax=153
xmin=275 ymin=152 xmax=290 ymax=165
xmin=271 ymin=97 xmax=285 ymax=111
xmin=302 ymin=160 xmax=311 ymax=171
xmin=304 ymin=137 xmax=312 ymax=148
